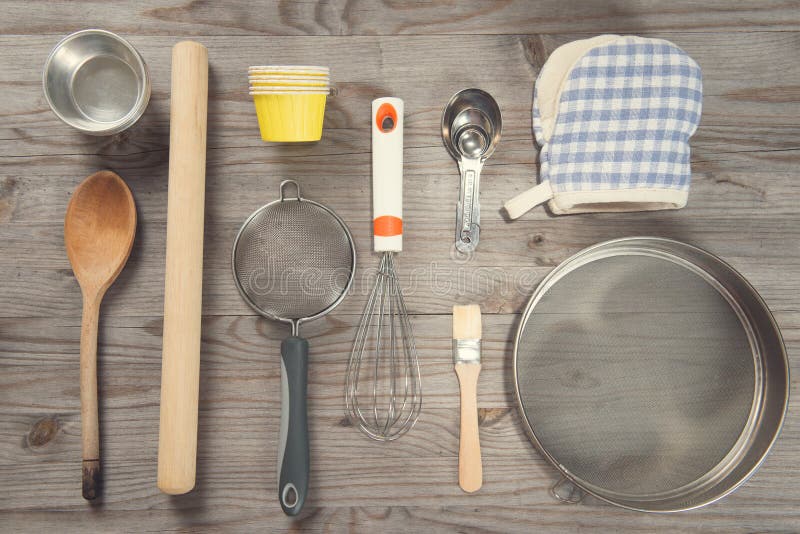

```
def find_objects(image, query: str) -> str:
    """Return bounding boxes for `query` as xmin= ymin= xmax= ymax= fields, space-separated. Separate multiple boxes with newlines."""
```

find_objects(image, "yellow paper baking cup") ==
xmin=249 ymin=65 xmax=328 ymax=72
xmin=248 ymin=77 xmax=330 ymax=84
xmin=249 ymin=88 xmax=329 ymax=95
xmin=249 ymin=68 xmax=329 ymax=77
xmin=252 ymin=93 xmax=327 ymax=142
xmin=250 ymin=79 xmax=329 ymax=88
xmin=249 ymin=68 xmax=327 ymax=73
xmin=248 ymin=74 xmax=330 ymax=80
xmin=249 ymin=73 xmax=329 ymax=80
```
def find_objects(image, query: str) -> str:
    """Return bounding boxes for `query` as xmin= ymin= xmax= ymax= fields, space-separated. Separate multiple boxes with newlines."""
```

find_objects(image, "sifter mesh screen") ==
xmin=233 ymin=198 xmax=354 ymax=321
xmin=516 ymin=254 xmax=755 ymax=499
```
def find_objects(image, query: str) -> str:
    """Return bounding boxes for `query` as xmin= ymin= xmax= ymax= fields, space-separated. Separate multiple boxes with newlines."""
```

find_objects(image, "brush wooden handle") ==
xmin=80 ymin=292 xmax=102 ymax=500
xmin=157 ymin=40 xmax=208 ymax=495
xmin=455 ymin=363 xmax=482 ymax=493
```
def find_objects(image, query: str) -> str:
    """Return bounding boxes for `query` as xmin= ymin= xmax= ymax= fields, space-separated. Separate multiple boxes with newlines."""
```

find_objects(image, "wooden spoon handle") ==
xmin=80 ymin=293 xmax=101 ymax=500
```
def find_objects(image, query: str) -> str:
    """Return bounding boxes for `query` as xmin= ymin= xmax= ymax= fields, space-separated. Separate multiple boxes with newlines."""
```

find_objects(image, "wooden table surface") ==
xmin=2 ymin=2 xmax=799 ymax=532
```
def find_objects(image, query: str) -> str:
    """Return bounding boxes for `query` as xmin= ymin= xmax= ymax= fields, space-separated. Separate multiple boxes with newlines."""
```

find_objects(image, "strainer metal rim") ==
xmin=231 ymin=180 xmax=356 ymax=329
xmin=512 ymin=236 xmax=789 ymax=513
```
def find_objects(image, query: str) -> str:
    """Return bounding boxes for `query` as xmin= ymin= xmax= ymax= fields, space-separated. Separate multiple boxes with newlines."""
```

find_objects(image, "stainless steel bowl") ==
xmin=43 ymin=29 xmax=150 ymax=135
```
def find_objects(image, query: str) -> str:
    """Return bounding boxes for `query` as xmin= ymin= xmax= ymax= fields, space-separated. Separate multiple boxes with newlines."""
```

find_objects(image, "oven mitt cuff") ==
xmin=504 ymin=35 xmax=702 ymax=218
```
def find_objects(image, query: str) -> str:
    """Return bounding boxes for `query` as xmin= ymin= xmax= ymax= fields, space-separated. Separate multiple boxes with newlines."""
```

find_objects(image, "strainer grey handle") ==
xmin=278 ymin=336 xmax=309 ymax=516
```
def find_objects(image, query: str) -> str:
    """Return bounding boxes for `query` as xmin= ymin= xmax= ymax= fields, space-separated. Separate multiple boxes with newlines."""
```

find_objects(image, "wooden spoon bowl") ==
xmin=64 ymin=170 xmax=136 ymax=499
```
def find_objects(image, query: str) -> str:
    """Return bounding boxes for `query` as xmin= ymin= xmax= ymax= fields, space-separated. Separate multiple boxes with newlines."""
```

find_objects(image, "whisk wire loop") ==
xmin=346 ymin=251 xmax=422 ymax=441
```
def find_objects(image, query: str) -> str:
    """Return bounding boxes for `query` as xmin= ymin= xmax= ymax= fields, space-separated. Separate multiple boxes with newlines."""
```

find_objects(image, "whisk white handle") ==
xmin=372 ymin=97 xmax=403 ymax=253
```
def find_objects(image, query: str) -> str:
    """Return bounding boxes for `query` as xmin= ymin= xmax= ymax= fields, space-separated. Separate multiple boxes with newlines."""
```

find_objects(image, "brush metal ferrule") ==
xmin=453 ymin=338 xmax=481 ymax=364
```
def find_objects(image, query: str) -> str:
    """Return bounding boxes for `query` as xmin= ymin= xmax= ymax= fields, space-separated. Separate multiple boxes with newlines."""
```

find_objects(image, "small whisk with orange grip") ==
xmin=345 ymin=97 xmax=422 ymax=441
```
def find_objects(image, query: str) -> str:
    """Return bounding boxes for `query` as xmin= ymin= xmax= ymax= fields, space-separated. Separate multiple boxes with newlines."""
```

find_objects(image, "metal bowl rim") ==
xmin=42 ymin=29 xmax=151 ymax=135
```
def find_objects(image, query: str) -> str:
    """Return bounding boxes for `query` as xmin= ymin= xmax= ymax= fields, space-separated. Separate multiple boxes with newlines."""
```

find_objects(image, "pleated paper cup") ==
xmin=248 ymin=65 xmax=329 ymax=71
xmin=249 ymin=74 xmax=329 ymax=79
xmin=252 ymin=93 xmax=327 ymax=142
xmin=248 ymin=69 xmax=329 ymax=74
xmin=248 ymin=74 xmax=330 ymax=81
xmin=249 ymin=77 xmax=330 ymax=85
xmin=248 ymin=65 xmax=329 ymax=77
xmin=249 ymin=86 xmax=330 ymax=94
xmin=249 ymin=78 xmax=329 ymax=89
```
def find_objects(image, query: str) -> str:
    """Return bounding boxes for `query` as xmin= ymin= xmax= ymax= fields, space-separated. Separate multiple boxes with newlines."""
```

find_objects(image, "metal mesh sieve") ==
xmin=232 ymin=181 xmax=355 ymax=325
xmin=515 ymin=240 xmax=761 ymax=508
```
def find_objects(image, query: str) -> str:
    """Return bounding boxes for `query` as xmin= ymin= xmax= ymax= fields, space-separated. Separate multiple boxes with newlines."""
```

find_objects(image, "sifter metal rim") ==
xmin=512 ymin=236 xmax=789 ymax=513
xmin=231 ymin=180 xmax=356 ymax=329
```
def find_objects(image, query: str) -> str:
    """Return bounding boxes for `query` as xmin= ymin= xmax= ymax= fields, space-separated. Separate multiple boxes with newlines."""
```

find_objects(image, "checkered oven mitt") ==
xmin=504 ymin=35 xmax=703 ymax=218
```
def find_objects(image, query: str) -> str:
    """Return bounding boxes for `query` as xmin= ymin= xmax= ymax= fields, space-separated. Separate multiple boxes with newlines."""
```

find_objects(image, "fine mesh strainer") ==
xmin=513 ymin=237 xmax=788 ymax=512
xmin=232 ymin=180 xmax=355 ymax=516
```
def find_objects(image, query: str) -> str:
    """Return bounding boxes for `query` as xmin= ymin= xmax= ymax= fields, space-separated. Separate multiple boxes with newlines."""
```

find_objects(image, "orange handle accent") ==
xmin=375 ymin=103 xmax=398 ymax=133
xmin=374 ymin=215 xmax=402 ymax=237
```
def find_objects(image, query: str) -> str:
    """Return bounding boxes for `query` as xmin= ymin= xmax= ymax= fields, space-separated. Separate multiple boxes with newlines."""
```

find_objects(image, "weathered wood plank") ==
xmin=2 ymin=123 xmax=799 ymax=179
xmin=2 ymin=33 xmax=800 ymax=138
xmin=4 ymin=498 xmax=800 ymax=534
xmin=0 ymin=314 xmax=516 ymax=404
xmin=3 ymin=496 xmax=800 ymax=534
xmin=2 ymin=32 xmax=798 ymax=244
xmin=1 ymin=312 xmax=798 ymax=530
xmin=1 ymin=1 xmax=800 ymax=37
xmin=2 ymin=163 xmax=798 ymax=227
xmin=1 ymin=313 xmax=797 ymax=458
xmin=3 ymin=312 xmax=800 ymax=470
xmin=1 ymin=451 xmax=797 ymax=513
xmin=0 ymin=216 xmax=799 ymax=318
xmin=2 ymin=3 xmax=800 ymax=531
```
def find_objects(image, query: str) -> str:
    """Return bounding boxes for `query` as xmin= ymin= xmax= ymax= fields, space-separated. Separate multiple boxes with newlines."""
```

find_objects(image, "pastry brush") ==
xmin=453 ymin=304 xmax=482 ymax=493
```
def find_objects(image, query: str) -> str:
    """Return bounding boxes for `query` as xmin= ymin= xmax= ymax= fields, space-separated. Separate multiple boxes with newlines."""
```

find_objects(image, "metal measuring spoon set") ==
xmin=441 ymin=89 xmax=502 ymax=253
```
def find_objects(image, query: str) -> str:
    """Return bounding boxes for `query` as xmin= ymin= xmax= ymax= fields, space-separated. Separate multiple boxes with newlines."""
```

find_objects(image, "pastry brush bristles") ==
xmin=453 ymin=304 xmax=482 ymax=340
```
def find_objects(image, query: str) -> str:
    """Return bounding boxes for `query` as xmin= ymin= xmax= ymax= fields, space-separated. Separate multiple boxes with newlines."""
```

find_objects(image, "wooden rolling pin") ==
xmin=157 ymin=40 xmax=208 ymax=495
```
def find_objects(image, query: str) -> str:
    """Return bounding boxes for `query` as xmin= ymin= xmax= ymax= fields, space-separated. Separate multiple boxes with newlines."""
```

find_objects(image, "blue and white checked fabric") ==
xmin=505 ymin=36 xmax=703 ymax=217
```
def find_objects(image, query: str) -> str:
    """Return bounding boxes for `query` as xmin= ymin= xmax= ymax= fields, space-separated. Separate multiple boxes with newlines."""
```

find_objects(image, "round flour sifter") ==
xmin=513 ymin=237 xmax=788 ymax=512
xmin=345 ymin=97 xmax=422 ymax=441
xmin=232 ymin=180 xmax=355 ymax=515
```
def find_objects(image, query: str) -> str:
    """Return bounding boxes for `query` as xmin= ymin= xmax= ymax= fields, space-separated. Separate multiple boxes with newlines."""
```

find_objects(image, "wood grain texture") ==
xmin=1 ymin=2 xmax=800 ymax=532
xmin=2 ymin=1 xmax=800 ymax=36
xmin=157 ymin=39 xmax=208 ymax=496
xmin=1 ymin=314 xmax=799 ymax=531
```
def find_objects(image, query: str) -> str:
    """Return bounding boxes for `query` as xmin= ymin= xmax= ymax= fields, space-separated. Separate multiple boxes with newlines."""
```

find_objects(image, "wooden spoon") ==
xmin=64 ymin=170 xmax=136 ymax=500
